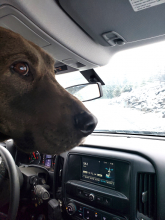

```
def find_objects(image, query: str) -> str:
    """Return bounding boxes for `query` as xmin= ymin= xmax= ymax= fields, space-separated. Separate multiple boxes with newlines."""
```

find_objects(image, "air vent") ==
xmin=137 ymin=173 xmax=156 ymax=219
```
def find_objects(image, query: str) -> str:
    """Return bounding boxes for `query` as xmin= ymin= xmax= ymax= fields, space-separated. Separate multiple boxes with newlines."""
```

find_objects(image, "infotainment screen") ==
xmin=45 ymin=155 xmax=52 ymax=167
xmin=82 ymin=157 xmax=115 ymax=188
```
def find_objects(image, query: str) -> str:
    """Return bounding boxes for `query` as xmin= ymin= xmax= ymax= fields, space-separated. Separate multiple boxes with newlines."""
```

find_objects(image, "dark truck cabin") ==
xmin=1 ymin=0 xmax=165 ymax=220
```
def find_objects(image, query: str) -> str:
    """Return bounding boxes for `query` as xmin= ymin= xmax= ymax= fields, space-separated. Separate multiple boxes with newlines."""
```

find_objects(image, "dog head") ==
xmin=0 ymin=27 xmax=97 ymax=154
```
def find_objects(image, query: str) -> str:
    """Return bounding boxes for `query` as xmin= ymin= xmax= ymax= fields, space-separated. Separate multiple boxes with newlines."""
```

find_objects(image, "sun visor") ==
xmin=59 ymin=0 xmax=165 ymax=46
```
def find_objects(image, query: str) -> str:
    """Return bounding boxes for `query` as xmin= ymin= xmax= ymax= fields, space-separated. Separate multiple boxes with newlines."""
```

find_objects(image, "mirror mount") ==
xmin=80 ymin=69 xmax=105 ymax=85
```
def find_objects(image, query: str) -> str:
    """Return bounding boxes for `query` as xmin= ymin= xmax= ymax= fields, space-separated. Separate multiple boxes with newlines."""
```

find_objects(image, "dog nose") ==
xmin=74 ymin=112 xmax=98 ymax=135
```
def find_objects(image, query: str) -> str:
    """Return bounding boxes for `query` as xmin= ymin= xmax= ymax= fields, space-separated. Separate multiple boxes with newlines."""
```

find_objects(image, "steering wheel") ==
xmin=0 ymin=144 xmax=20 ymax=220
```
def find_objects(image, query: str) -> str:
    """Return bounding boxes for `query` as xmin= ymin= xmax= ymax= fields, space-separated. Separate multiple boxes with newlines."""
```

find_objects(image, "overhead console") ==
xmin=61 ymin=146 xmax=156 ymax=220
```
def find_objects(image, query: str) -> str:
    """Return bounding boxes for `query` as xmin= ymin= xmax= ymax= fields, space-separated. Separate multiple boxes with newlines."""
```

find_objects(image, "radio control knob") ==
xmin=89 ymin=193 xmax=95 ymax=201
xmin=66 ymin=203 xmax=77 ymax=215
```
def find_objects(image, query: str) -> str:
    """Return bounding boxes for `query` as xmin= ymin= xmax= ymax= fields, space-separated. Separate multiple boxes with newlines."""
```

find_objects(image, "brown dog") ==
xmin=0 ymin=27 xmax=97 ymax=155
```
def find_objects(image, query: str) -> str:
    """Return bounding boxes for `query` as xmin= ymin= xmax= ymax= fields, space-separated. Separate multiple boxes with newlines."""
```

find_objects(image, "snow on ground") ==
xmin=84 ymin=82 xmax=165 ymax=134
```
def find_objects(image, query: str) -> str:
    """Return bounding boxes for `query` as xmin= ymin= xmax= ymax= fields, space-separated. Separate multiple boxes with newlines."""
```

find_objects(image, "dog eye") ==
xmin=11 ymin=62 xmax=29 ymax=76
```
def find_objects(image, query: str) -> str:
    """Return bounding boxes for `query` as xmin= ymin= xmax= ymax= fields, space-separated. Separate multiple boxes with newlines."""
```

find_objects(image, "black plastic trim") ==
xmin=0 ymin=144 xmax=20 ymax=220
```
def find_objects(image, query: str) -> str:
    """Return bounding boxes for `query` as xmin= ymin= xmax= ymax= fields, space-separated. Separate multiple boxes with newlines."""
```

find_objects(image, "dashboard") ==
xmin=60 ymin=146 xmax=155 ymax=220
xmin=6 ymin=134 xmax=165 ymax=219
xmin=53 ymin=134 xmax=165 ymax=220
xmin=16 ymin=150 xmax=56 ymax=171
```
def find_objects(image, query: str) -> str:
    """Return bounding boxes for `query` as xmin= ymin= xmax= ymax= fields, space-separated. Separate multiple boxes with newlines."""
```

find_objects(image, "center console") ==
xmin=61 ymin=147 xmax=156 ymax=220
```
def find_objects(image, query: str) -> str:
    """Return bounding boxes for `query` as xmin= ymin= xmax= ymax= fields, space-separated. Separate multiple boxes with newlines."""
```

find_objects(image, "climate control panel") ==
xmin=65 ymin=200 xmax=126 ymax=220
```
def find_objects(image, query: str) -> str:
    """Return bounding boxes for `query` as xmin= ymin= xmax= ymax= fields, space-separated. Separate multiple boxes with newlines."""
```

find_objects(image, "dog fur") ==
xmin=0 ymin=27 xmax=97 ymax=155
xmin=0 ymin=27 xmax=98 ymax=208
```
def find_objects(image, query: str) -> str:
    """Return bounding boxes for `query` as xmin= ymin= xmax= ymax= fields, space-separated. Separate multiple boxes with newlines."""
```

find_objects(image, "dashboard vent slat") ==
xmin=138 ymin=174 xmax=143 ymax=213
xmin=143 ymin=174 xmax=148 ymax=215
xmin=137 ymin=173 xmax=156 ymax=219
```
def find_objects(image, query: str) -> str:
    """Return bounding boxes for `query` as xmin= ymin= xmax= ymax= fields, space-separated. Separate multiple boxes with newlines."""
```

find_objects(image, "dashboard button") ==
xmin=84 ymin=208 xmax=94 ymax=220
xmin=75 ymin=211 xmax=83 ymax=219
xmin=84 ymin=191 xmax=89 ymax=197
xmin=66 ymin=203 xmax=77 ymax=215
xmin=93 ymin=212 xmax=101 ymax=219
xmin=102 ymin=216 xmax=110 ymax=220
xmin=103 ymin=197 xmax=112 ymax=206
xmin=85 ymin=217 xmax=92 ymax=220
xmin=78 ymin=212 xmax=83 ymax=218
xmin=96 ymin=196 xmax=103 ymax=203
xmin=77 ymin=189 xmax=83 ymax=196
xmin=89 ymin=193 xmax=95 ymax=201
xmin=77 ymin=205 xmax=83 ymax=212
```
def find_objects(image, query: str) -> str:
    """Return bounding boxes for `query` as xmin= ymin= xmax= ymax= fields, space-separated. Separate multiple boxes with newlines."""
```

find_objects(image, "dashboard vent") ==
xmin=137 ymin=173 xmax=156 ymax=219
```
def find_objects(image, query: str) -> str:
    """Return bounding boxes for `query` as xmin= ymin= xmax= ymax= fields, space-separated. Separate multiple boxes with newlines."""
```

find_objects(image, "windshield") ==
xmin=56 ymin=40 xmax=165 ymax=136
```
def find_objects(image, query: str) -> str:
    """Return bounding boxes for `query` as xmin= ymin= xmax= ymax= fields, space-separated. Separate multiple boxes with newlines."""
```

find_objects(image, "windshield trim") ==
xmin=93 ymin=130 xmax=165 ymax=138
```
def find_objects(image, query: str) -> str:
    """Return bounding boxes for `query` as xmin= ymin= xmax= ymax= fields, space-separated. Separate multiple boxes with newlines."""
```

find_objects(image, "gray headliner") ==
xmin=0 ymin=0 xmax=165 ymax=70
xmin=0 ymin=0 xmax=111 ymax=68
xmin=59 ymin=0 xmax=165 ymax=46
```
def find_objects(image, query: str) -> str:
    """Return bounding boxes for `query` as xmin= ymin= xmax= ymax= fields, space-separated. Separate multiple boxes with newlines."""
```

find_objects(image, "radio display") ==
xmin=81 ymin=157 xmax=115 ymax=188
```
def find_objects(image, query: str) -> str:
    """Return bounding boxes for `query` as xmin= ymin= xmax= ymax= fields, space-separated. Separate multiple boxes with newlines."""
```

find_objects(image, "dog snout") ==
xmin=74 ymin=111 xmax=98 ymax=135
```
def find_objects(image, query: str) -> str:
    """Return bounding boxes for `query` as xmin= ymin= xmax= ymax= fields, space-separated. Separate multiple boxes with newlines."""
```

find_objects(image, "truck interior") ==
xmin=1 ymin=0 xmax=165 ymax=220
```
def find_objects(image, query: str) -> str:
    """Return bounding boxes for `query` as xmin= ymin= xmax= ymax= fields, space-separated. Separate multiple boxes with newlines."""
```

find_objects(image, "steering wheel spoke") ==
xmin=0 ymin=212 xmax=8 ymax=220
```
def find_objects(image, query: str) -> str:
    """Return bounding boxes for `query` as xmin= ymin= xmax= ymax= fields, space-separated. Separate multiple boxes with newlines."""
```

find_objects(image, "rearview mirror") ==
xmin=66 ymin=82 xmax=103 ymax=102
